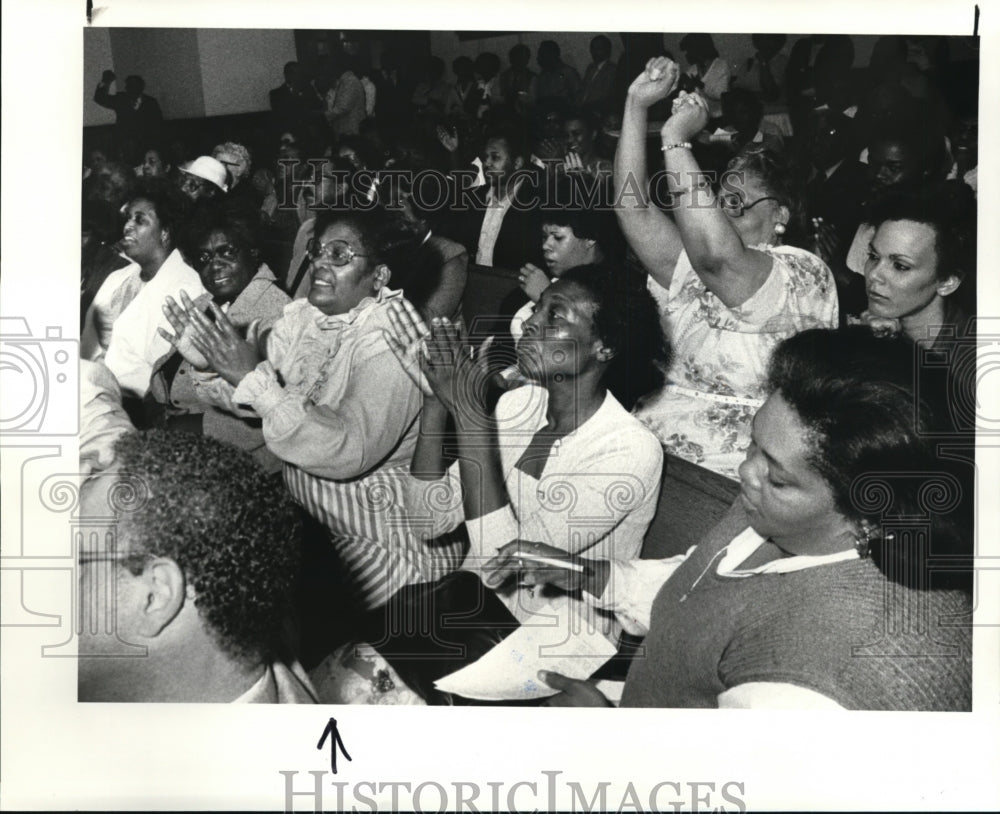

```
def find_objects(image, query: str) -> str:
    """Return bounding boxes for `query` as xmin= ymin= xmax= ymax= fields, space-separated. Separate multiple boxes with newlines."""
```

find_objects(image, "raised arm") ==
xmin=419 ymin=236 xmax=468 ymax=321
xmin=93 ymin=70 xmax=118 ymax=110
xmin=421 ymin=317 xmax=508 ymax=524
xmin=658 ymin=87 xmax=774 ymax=307
xmin=613 ymin=60 xmax=684 ymax=288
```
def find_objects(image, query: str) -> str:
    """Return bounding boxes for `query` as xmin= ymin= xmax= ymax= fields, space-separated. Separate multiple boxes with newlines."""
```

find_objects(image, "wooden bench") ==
xmin=460 ymin=262 xmax=524 ymax=338
xmin=641 ymin=453 xmax=740 ymax=560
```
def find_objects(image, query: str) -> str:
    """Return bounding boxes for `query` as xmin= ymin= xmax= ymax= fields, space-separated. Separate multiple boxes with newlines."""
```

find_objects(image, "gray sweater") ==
xmin=622 ymin=508 xmax=972 ymax=710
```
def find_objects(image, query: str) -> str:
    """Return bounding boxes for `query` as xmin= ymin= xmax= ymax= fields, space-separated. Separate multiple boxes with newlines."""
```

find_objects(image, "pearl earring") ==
xmin=774 ymin=222 xmax=786 ymax=236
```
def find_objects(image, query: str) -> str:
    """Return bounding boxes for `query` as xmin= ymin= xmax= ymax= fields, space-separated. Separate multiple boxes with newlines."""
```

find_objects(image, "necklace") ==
xmin=679 ymin=546 xmax=728 ymax=603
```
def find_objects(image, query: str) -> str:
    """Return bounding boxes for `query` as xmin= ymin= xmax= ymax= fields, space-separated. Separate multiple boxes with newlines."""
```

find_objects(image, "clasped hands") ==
xmin=158 ymin=291 xmax=262 ymax=386
xmin=385 ymin=298 xmax=494 ymax=417
xmin=628 ymin=57 xmax=710 ymax=143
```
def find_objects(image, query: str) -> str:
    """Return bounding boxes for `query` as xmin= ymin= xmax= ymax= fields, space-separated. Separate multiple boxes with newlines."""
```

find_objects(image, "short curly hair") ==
xmin=312 ymin=206 xmax=421 ymax=270
xmin=177 ymin=199 xmax=262 ymax=269
xmin=766 ymin=326 xmax=970 ymax=590
xmin=558 ymin=263 xmax=670 ymax=410
xmin=128 ymin=177 xmax=192 ymax=246
xmin=724 ymin=145 xmax=807 ymax=237
xmin=111 ymin=431 xmax=303 ymax=666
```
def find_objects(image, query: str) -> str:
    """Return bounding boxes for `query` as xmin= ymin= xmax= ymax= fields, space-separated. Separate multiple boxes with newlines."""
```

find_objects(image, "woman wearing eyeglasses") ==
xmin=162 ymin=207 xmax=466 ymax=609
xmin=615 ymin=57 xmax=838 ymax=479
xmin=141 ymin=203 xmax=289 ymax=470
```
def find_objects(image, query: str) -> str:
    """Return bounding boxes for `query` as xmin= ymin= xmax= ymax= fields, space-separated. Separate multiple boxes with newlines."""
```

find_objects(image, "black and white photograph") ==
xmin=1 ymin=0 xmax=998 ymax=810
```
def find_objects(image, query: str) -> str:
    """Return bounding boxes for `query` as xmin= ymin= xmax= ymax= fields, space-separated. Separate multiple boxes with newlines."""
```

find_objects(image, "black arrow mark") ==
xmin=317 ymin=717 xmax=352 ymax=774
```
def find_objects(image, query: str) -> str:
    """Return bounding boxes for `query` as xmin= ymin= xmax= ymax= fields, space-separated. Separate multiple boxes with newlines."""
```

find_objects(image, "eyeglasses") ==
xmin=719 ymin=193 xmax=780 ymax=217
xmin=181 ymin=175 xmax=211 ymax=191
xmin=306 ymin=238 xmax=368 ymax=265
xmin=78 ymin=551 xmax=148 ymax=569
xmin=196 ymin=244 xmax=241 ymax=267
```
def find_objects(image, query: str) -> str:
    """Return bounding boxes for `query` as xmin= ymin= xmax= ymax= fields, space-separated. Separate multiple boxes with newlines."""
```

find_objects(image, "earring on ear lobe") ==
xmin=773 ymin=222 xmax=786 ymax=236
xmin=854 ymin=522 xmax=875 ymax=558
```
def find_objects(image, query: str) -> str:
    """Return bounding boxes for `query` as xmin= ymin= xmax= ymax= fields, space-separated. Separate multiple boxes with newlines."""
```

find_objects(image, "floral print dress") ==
xmin=636 ymin=244 xmax=838 ymax=479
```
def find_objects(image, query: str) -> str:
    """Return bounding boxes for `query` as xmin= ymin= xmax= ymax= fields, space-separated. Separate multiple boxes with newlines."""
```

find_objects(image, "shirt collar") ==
xmin=313 ymin=285 xmax=402 ymax=329
xmin=718 ymin=526 xmax=859 ymax=577
xmin=486 ymin=177 xmax=524 ymax=206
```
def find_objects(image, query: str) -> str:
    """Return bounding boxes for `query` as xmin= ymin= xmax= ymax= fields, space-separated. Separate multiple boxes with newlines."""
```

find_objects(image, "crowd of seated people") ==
xmin=79 ymin=32 xmax=977 ymax=709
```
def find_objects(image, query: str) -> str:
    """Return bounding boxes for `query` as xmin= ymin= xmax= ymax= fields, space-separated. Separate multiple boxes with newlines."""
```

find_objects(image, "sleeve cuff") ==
xmin=464 ymin=504 xmax=520 ymax=565
xmin=232 ymin=363 xmax=284 ymax=416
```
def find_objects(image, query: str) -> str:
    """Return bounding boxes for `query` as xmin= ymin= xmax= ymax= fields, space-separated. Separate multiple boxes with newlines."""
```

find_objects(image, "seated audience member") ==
xmin=327 ymin=54 xmax=367 ymax=138
xmin=946 ymin=116 xmax=977 ymax=194
xmin=147 ymin=204 xmax=290 ymax=472
xmin=499 ymin=44 xmax=535 ymax=113
xmin=137 ymin=144 xmax=174 ymax=179
xmin=284 ymin=146 xmax=373 ymax=299
xmin=867 ymin=35 xmax=908 ymax=88
xmin=714 ymin=87 xmax=784 ymax=154
xmin=849 ymin=183 xmax=977 ymax=546
xmin=446 ymin=56 xmax=478 ymax=117
xmin=734 ymin=34 xmax=788 ymax=103
xmin=528 ymin=98 xmax=570 ymax=165
xmin=178 ymin=155 xmax=229 ymax=203
xmin=785 ymin=35 xmax=855 ymax=130
xmin=615 ymin=59 xmax=837 ymax=479
xmin=335 ymin=134 xmax=377 ymax=173
xmin=851 ymin=181 xmax=975 ymax=349
xmin=802 ymin=107 xmax=869 ymax=318
xmin=387 ymin=263 xmax=668 ymax=629
xmin=78 ymin=431 xmax=316 ymax=703
xmin=81 ymin=198 xmax=130 ymax=323
xmin=471 ymin=53 xmax=503 ymax=119
xmin=212 ymin=141 xmax=258 ymax=206
xmin=79 ymin=359 xmax=134 ymax=478
xmin=83 ymin=142 xmax=111 ymax=180
xmin=375 ymin=148 xmax=469 ymax=321
xmin=269 ymin=60 xmax=321 ymax=133
xmin=560 ymin=106 xmax=614 ymax=179
xmin=493 ymin=327 xmax=972 ymax=711
xmin=162 ymin=208 xmax=466 ymax=609
xmin=81 ymin=178 xmax=207 ymax=399
xmin=412 ymin=56 xmax=452 ymax=115
xmin=258 ymin=130 xmax=316 ymax=279
xmin=844 ymin=118 xmax=947 ymax=275
xmin=678 ymin=33 xmax=731 ymax=119
xmin=444 ymin=124 xmax=544 ymax=270
xmin=535 ymin=40 xmax=583 ymax=107
xmin=372 ymin=50 xmax=414 ymax=129
xmin=512 ymin=182 xmax=623 ymax=342
xmin=84 ymin=159 xmax=135 ymax=213
xmin=581 ymin=35 xmax=617 ymax=113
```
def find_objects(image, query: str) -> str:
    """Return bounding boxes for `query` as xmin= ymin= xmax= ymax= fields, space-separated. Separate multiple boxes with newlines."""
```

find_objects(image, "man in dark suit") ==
xmin=581 ymin=35 xmax=617 ymax=114
xmin=804 ymin=107 xmax=869 ymax=317
xmin=445 ymin=124 xmax=544 ymax=272
xmin=93 ymin=70 xmax=163 ymax=164
xmin=269 ymin=61 xmax=321 ymax=131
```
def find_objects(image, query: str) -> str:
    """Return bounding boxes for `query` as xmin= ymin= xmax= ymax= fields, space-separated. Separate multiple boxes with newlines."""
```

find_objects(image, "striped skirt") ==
xmin=285 ymin=463 xmax=467 ymax=609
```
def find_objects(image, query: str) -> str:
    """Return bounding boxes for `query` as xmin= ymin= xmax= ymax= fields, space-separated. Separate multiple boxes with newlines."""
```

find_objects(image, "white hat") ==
xmin=180 ymin=156 xmax=229 ymax=192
